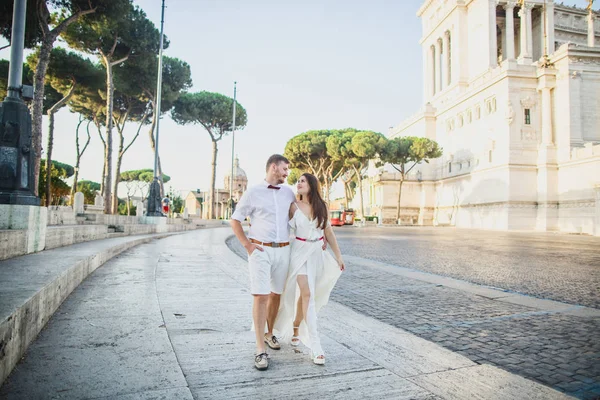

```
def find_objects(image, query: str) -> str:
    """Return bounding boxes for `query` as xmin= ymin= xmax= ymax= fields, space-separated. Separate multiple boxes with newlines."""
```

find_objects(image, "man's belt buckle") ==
xmin=271 ymin=242 xmax=280 ymax=248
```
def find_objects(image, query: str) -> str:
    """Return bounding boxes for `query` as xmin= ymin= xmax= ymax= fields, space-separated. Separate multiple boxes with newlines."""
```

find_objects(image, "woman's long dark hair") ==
xmin=299 ymin=173 xmax=328 ymax=230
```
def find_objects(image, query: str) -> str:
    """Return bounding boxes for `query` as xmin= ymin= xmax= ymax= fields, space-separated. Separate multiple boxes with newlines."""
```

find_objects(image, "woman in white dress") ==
xmin=274 ymin=173 xmax=345 ymax=365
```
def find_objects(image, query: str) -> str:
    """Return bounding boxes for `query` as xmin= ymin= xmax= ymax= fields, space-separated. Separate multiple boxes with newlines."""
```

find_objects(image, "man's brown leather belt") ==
xmin=250 ymin=238 xmax=290 ymax=248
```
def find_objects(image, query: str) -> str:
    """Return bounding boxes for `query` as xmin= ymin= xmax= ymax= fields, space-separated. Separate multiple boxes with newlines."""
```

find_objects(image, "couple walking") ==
xmin=230 ymin=154 xmax=345 ymax=370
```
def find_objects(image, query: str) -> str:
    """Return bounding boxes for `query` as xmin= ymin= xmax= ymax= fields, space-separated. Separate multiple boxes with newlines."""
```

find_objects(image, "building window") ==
xmin=457 ymin=114 xmax=464 ymax=128
xmin=448 ymin=162 xmax=452 ymax=173
xmin=488 ymin=150 xmax=493 ymax=163
xmin=524 ymin=108 xmax=531 ymax=125
xmin=486 ymin=97 xmax=497 ymax=114
xmin=475 ymin=106 xmax=481 ymax=120
xmin=447 ymin=32 xmax=452 ymax=85
xmin=431 ymin=45 xmax=436 ymax=95
xmin=466 ymin=110 xmax=472 ymax=124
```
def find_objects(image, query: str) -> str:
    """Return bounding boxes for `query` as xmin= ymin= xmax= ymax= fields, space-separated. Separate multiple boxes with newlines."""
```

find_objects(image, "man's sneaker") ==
xmin=264 ymin=334 xmax=281 ymax=350
xmin=254 ymin=352 xmax=269 ymax=370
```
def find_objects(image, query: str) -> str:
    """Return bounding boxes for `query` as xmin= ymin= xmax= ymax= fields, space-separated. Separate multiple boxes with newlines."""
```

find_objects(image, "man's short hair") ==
xmin=266 ymin=154 xmax=290 ymax=172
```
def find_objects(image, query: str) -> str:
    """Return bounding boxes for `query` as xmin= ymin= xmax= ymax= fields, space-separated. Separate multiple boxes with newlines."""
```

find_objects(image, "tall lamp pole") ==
xmin=0 ymin=0 xmax=38 ymax=206
xmin=147 ymin=0 xmax=166 ymax=216
xmin=228 ymin=82 xmax=237 ymax=219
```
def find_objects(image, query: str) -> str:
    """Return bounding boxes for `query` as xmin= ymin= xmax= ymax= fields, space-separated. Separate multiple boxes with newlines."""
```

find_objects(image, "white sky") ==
xmin=0 ymin=0 xmax=592 ymax=199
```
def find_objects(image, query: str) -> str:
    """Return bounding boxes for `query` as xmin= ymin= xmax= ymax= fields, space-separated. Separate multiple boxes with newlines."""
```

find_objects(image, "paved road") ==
xmin=334 ymin=227 xmax=600 ymax=309
xmin=227 ymin=227 xmax=600 ymax=399
xmin=2 ymin=229 xmax=569 ymax=400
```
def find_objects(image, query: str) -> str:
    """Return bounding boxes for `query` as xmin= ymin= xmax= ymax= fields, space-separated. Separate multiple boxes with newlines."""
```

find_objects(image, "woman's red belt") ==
xmin=295 ymin=236 xmax=324 ymax=242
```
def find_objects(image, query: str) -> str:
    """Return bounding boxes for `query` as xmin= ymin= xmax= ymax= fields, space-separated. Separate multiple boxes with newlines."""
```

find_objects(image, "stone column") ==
xmin=540 ymin=7 xmax=546 ymax=56
xmin=526 ymin=4 xmax=534 ymax=59
xmin=136 ymin=201 xmax=144 ymax=217
xmin=518 ymin=3 xmax=532 ymax=63
xmin=423 ymin=46 xmax=429 ymax=101
xmin=434 ymin=40 xmax=442 ymax=93
xmin=498 ymin=20 xmax=506 ymax=63
xmin=546 ymin=1 xmax=555 ymax=54
xmin=489 ymin=0 xmax=498 ymax=68
xmin=588 ymin=10 xmax=595 ymax=47
xmin=540 ymin=87 xmax=553 ymax=145
xmin=73 ymin=192 xmax=84 ymax=215
xmin=429 ymin=45 xmax=435 ymax=96
xmin=594 ymin=184 xmax=600 ymax=236
xmin=443 ymin=31 xmax=451 ymax=87
xmin=504 ymin=2 xmax=517 ymax=60
xmin=424 ymin=46 xmax=432 ymax=100
xmin=569 ymin=71 xmax=585 ymax=146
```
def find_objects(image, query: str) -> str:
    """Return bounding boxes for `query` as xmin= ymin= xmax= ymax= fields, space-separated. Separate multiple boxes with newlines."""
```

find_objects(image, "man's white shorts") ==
xmin=247 ymin=245 xmax=290 ymax=295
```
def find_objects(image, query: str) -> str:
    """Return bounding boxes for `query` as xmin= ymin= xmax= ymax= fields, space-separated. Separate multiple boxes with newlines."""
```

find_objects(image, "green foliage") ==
xmin=380 ymin=136 xmax=442 ymax=221
xmin=77 ymin=180 xmax=101 ymax=203
xmin=160 ymin=57 xmax=193 ymax=111
xmin=77 ymin=180 xmax=101 ymax=191
xmin=0 ymin=60 xmax=33 ymax=100
xmin=62 ymin=2 xmax=165 ymax=63
xmin=118 ymin=201 xmax=136 ymax=216
xmin=171 ymin=91 xmax=248 ymax=140
xmin=0 ymin=0 xmax=117 ymax=49
xmin=380 ymin=136 xmax=443 ymax=178
xmin=284 ymin=129 xmax=357 ymax=199
xmin=38 ymin=159 xmax=75 ymax=205
xmin=171 ymin=195 xmax=184 ymax=214
xmin=120 ymin=169 xmax=171 ymax=183
xmin=287 ymin=169 xmax=302 ymax=186
xmin=27 ymin=47 xmax=104 ymax=121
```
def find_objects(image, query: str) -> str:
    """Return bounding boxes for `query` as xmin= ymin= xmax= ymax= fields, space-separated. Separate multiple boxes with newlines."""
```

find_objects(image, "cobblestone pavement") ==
xmin=226 ymin=229 xmax=600 ymax=400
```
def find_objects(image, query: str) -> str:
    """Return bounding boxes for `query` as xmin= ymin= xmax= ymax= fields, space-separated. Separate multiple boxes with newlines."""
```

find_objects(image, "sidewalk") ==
xmin=0 ymin=228 xmax=573 ymax=399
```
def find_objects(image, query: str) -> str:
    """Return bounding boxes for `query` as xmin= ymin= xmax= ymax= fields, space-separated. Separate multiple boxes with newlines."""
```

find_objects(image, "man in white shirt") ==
xmin=230 ymin=154 xmax=296 ymax=370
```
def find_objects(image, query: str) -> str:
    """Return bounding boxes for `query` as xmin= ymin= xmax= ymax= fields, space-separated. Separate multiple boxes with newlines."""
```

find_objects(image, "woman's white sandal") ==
xmin=313 ymin=354 xmax=325 ymax=365
xmin=291 ymin=326 xmax=300 ymax=347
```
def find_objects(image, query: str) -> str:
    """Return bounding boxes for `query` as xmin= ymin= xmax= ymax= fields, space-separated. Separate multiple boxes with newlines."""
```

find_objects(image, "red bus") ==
xmin=329 ymin=210 xmax=344 ymax=226
xmin=329 ymin=209 xmax=355 ymax=226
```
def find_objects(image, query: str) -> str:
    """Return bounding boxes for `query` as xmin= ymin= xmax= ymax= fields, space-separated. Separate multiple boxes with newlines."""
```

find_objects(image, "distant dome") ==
xmin=225 ymin=157 xmax=247 ymax=180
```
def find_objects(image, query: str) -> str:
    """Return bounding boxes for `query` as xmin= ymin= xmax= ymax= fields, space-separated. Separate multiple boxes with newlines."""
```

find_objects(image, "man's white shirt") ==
xmin=231 ymin=180 xmax=296 ymax=243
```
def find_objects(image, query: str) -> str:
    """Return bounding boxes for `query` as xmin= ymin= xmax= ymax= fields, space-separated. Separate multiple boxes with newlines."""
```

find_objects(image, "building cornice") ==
xmin=417 ymin=0 xmax=437 ymax=17
xmin=551 ymin=43 xmax=600 ymax=65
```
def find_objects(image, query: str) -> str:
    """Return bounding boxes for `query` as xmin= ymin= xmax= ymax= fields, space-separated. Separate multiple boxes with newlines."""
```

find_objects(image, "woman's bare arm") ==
xmin=324 ymin=225 xmax=345 ymax=270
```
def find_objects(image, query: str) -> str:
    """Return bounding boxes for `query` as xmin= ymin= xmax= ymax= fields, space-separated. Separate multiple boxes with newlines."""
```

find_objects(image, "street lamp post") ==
xmin=228 ymin=82 xmax=237 ymax=219
xmin=0 ymin=0 xmax=38 ymax=206
xmin=147 ymin=0 xmax=166 ymax=216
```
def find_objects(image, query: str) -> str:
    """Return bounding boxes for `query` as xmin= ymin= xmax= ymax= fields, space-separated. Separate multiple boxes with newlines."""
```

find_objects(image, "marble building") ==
xmin=363 ymin=0 xmax=600 ymax=235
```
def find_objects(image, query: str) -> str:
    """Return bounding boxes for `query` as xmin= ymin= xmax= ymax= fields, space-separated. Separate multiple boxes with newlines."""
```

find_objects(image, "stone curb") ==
xmin=0 ymin=230 xmax=189 ymax=385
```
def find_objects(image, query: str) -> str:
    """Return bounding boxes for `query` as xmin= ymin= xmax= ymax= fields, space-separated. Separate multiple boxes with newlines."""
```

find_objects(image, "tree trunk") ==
xmin=31 ymin=4 xmax=97 ymax=196
xmin=209 ymin=140 xmax=218 ymax=219
xmin=111 ymin=143 xmax=123 ymax=215
xmin=32 ymin=39 xmax=56 ymax=195
xmin=344 ymin=182 xmax=349 ymax=209
xmin=103 ymin=58 xmax=114 ymax=214
xmin=44 ymin=82 xmax=76 ymax=207
xmin=44 ymin=111 xmax=54 ymax=206
xmin=100 ymin=141 xmax=107 ymax=197
xmin=70 ymin=117 xmax=85 ymax=204
xmin=354 ymin=165 xmax=365 ymax=224
xmin=396 ymin=179 xmax=405 ymax=223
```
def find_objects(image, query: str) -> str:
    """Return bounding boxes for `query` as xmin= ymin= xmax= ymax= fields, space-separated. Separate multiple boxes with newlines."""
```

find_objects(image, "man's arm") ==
xmin=230 ymin=219 xmax=263 ymax=255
